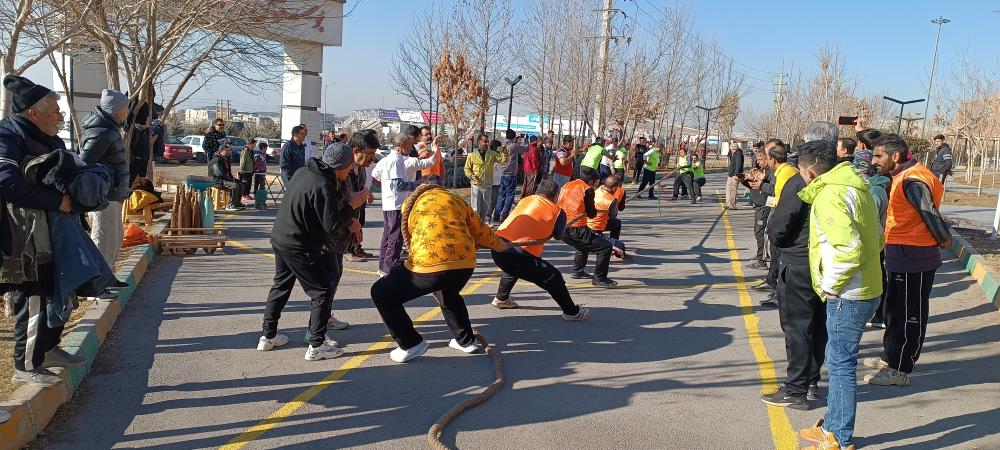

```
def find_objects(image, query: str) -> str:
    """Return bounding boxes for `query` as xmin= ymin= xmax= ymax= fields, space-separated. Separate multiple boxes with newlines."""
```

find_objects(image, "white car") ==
xmin=181 ymin=135 xmax=208 ymax=162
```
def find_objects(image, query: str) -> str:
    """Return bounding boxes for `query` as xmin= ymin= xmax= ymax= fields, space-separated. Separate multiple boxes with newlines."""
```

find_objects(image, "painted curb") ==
xmin=0 ymin=221 xmax=166 ymax=450
xmin=948 ymin=230 xmax=1000 ymax=310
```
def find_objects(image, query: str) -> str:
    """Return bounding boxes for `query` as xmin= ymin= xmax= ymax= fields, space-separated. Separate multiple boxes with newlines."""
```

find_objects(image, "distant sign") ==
xmin=397 ymin=110 xmax=423 ymax=123
xmin=527 ymin=114 xmax=549 ymax=123
xmin=378 ymin=109 xmax=400 ymax=121
xmin=420 ymin=111 xmax=442 ymax=124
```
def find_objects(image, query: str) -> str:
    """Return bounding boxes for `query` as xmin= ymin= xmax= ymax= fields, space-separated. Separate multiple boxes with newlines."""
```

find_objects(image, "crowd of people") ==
xmin=0 ymin=74 xmax=960 ymax=447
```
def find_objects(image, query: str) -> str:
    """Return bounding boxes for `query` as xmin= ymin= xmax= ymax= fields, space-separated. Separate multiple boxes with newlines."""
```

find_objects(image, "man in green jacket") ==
xmin=795 ymin=140 xmax=883 ymax=450
xmin=464 ymin=133 xmax=509 ymax=222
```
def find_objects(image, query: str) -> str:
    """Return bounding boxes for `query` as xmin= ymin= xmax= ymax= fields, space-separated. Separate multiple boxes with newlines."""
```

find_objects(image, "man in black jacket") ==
xmin=202 ymin=119 xmax=227 ymax=162
xmin=724 ymin=143 xmax=745 ymax=209
xmin=80 ymin=89 xmax=131 ymax=268
xmin=0 ymin=75 xmax=84 ymax=387
xmin=257 ymin=142 xmax=369 ymax=361
xmin=930 ymin=134 xmax=953 ymax=184
xmin=346 ymin=130 xmax=378 ymax=262
xmin=743 ymin=149 xmax=771 ymax=270
xmin=209 ymin=143 xmax=245 ymax=210
xmin=760 ymin=140 xmax=830 ymax=411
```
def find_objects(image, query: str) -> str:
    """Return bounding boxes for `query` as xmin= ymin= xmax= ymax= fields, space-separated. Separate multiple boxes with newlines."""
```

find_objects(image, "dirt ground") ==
xmin=953 ymin=226 xmax=1000 ymax=275
xmin=943 ymin=190 xmax=999 ymax=208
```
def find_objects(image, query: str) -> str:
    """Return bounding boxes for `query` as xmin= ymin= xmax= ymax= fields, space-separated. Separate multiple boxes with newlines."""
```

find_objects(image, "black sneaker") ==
xmin=761 ymin=387 xmax=808 ymax=410
xmin=807 ymin=383 xmax=821 ymax=401
xmin=750 ymin=281 xmax=774 ymax=292
xmin=592 ymin=278 xmax=618 ymax=288
xmin=570 ymin=271 xmax=592 ymax=279
xmin=648 ymin=195 xmax=658 ymax=200
xmin=748 ymin=261 xmax=768 ymax=270
xmin=759 ymin=293 xmax=778 ymax=308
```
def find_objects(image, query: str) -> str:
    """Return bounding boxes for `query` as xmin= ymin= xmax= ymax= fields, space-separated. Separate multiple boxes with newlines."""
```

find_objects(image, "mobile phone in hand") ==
xmin=837 ymin=116 xmax=858 ymax=126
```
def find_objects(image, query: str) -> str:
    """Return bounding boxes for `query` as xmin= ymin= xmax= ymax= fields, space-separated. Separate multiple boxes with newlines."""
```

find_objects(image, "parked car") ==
xmin=226 ymin=136 xmax=246 ymax=163
xmin=265 ymin=138 xmax=284 ymax=162
xmin=181 ymin=135 xmax=207 ymax=162
xmin=162 ymin=137 xmax=192 ymax=164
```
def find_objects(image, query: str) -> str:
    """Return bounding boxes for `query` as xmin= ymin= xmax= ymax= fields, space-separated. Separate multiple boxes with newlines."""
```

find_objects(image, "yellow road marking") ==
xmin=717 ymin=192 xmax=798 ymax=449
xmin=566 ymin=281 xmax=740 ymax=290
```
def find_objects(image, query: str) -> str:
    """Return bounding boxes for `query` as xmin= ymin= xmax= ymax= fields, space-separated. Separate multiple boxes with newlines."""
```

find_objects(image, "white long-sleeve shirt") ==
xmin=371 ymin=150 xmax=435 ymax=211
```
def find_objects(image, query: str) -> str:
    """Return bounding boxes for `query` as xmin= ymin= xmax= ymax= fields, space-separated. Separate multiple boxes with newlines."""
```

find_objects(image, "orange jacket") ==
xmin=885 ymin=163 xmax=943 ymax=247
xmin=496 ymin=195 xmax=561 ymax=256
xmin=558 ymin=179 xmax=590 ymax=227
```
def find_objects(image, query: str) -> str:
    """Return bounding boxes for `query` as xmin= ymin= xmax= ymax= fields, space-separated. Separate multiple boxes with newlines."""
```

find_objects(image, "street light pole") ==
xmin=490 ymin=96 xmax=510 ymax=139
xmin=922 ymin=16 xmax=950 ymax=137
xmin=883 ymin=96 xmax=925 ymax=134
xmin=695 ymin=104 xmax=719 ymax=160
xmin=504 ymin=75 xmax=522 ymax=137
xmin=323 ymin=83 xmax=336 ymax=132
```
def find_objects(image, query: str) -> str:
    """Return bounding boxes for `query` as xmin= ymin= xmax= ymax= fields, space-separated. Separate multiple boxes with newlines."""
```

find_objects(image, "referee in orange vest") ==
xmin=866 ymin=134 xmax=951 ymax=387
xmin=488 ymin=180 xmax=591 ymax=320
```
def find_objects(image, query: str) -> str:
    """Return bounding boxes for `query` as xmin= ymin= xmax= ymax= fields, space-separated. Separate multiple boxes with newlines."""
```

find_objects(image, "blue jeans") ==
xmin=492 ymin=175 xmax=518 ymax=223
xmin=824 ymin=297 xmax=878 ymax=447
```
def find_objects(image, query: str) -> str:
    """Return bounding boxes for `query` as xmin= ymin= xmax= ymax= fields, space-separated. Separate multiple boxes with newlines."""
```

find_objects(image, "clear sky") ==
xmin=21 ymin=0 xmax=1000 ymax=124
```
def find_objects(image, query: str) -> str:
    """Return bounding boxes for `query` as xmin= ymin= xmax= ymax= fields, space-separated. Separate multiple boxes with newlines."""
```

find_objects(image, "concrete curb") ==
xmin=0 ymin=221 xmax=166 ymax=449
xmin=948 ymin=230 xmax=1000 ymax=310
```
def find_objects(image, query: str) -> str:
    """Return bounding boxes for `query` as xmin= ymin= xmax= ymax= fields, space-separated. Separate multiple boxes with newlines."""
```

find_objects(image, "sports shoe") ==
xmin=95 ymin=289 xmax=118 ymax=300
xmin=257 ymin=334 xmax=289 ymax=351
xmin=377 ymin=269 xmax=389 ymax=278
xmin=448 ymin=338 xmax=484 ymax=354
xmin=748 ymin=261 xmax=768 ymax=270
xmin=570 ymin=271 xmax=591 ymax=279
xmin=41 ymin=347 xmax=85 ymax=368
xmin=696 ymin=196 xmax=703 ymax=201
xmin=491 ymin=297 xmax=518 ymax=309
xmin=304 ymin=340 xmax=345 ymax=361
xmin=760 ymin=387 xmax=808 ymax=410
xmin=864 ymin=367 xmax=910 ymax=386
xmin=862 ymin=356 xmax=889 ymax=370
xmin=750 ymin=280 xmax=774 ymax=291
xmin=357 ymin=250 xmax=376 ymax=258
xmin=807 ymin=383 xmax=821 ymax=401
xmin=389 ymin=340 xmax=429 ymax=363
xmin=562 ymin=306 xmax=591 ymax=321
xmin=759 ymin=293 xmax=778 ymax=307
xmin=345 ymin=253 xmax=365 ymax=262
xmin=327 ymin=317 xmax=350 ymax=330
xmin=592 ymin=278 xmax=618 ymax=288
xmin=866 ymin=320 xmax=886 ymax=329
xmin=0 ymin=409 xmax=10 ymax=424
xmin=11 ymin=368 xmax=61 ymax=387
xmin=799 ymin=419 xmax=826 ymax=443
xmin=800 ymin=425 xmax=853 ymax=450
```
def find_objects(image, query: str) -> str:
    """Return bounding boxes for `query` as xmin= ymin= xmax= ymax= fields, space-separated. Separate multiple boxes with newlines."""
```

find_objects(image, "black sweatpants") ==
xmin=753 ymin=206 xmax=771 ymax=263
xmin=672 ymin=173 xmax=695 ymax=203
xmin=491 ymin=249 xmax=580 ymax=316
xmin=562 ymin=226 xmax=612 ymax=280
xmin=11 ymin=263 xmax=64 ymax=371
xmin=239 ymin=172 xmax=253 ymax=196
xmin=370 ymin=267 xmax=476 ymax=350
xmin=608 ymin=217 xmax=622 ymax=240
xmin=262 ymin=246 xmax=343 ymax=347
xmin=777 ymin=260 xmax=827 ymax=396
xmin=636 ymin=168 xmax=657 ymax=197
xmin=881 ymin=270 xmax=936 ymax=373
xmin=632 ymin=163 xmax=643 ymax=184
xmin=766 ymin=245 xmax=781 ymax=287
xmin=871 ymin=252 xmax=888 ymax=323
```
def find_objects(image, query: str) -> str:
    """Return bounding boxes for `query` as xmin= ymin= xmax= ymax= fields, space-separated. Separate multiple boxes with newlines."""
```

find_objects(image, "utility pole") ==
xmin=772 ymin=73 xmax=786 ymax=138
xmin=922 ymin=16 xmax=950 ymax=137
xmin=594 ymin=0 xmax=614 ymax=138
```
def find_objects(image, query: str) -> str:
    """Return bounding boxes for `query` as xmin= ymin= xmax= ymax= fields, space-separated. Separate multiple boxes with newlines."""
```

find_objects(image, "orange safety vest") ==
xmin=418 ymin=143 xmax=444 ymax=178
xmin=588 ymin=188 xmax=616 ymax=232
xmin=558 ymin=179 xmax=590 ymax=228
xmin=885 ymin=162 xmax=944 ymax=247
xmin=496 ymin=195 xmax=562 ymax=257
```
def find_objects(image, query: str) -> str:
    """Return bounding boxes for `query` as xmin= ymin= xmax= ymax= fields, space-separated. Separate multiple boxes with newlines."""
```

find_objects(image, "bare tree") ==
xmin=388 ymin=3 xmax=446 ymax=113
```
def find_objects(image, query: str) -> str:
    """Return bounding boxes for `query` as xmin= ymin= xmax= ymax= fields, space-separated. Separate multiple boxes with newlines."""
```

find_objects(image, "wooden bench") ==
xmin=158 ymin=227 xmax=227 ymax=255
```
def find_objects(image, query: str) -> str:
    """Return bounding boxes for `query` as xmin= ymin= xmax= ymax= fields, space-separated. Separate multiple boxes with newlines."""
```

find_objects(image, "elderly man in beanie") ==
xmin=257 ymin=142 xmax=369 ymax=361
xmin=80 ymin=89 xmax=130 ymax=271
xmin=0 ymin=75 xmax=84 ymax=386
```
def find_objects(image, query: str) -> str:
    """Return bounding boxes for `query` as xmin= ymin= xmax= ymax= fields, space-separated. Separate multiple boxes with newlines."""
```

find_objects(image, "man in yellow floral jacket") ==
xmin=370 ymin=175 xmax=508 ymax=363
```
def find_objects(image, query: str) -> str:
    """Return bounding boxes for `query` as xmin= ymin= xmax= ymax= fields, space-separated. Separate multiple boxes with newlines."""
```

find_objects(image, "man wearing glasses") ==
xmin=203 ymin=119 xmax=227 ymax=162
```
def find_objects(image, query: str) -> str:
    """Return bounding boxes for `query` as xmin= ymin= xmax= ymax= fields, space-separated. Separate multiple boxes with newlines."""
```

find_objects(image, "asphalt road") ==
xmin=33 ymin=173 xmax=1000 ymax=449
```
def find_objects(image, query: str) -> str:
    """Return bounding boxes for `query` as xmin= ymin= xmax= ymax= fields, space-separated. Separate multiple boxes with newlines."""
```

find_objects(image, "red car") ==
xmin=163 ymin=137 xmax=193 ymax=164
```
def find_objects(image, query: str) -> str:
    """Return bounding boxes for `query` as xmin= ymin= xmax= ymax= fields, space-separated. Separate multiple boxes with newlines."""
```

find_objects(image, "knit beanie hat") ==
xmin=3 ymin=75 xmax=53 ymax=113
xmin=322 ymin=142 xmax=354 ymax=169
xmin=853 ymin=150 xmax=875 ymax=175
xmin=99 ymin=89 xmax=129 ymax=115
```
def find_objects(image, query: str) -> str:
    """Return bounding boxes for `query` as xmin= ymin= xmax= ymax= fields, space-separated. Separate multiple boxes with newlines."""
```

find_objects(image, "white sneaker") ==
xmin=862 ymin=356 xmax=889 ymax=370
xmin=864 ymin=367 xmax=910 ymax=386
xmin=448 ymin=338 xmax=483 ymax=354
xmin=491 ymin=297 xmax=518 ymax=309
xmin=562 ymin=306 xmax=591 ymax=321
xmin=257 ymin=334 xmax=289 ymax=351
xmin=304 ymin=340 xmax=345 ymax=361
xmin=389 ymin=340 xmax=428 ymax=363
xmin=377 ymin=269 xmax=389 ymax=278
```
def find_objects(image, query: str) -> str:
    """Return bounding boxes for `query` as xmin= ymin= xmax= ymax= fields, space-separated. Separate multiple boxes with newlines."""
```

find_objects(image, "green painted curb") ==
xmin=948 ymin=230 xmax=1000 ymax=310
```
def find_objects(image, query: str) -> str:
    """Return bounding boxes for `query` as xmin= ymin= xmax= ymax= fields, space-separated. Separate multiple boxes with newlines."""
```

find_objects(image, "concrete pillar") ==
xmin=281 ymin=43 xmax=323 ymax=146
xmin=52 ymin=48 xmax=107 ymax=150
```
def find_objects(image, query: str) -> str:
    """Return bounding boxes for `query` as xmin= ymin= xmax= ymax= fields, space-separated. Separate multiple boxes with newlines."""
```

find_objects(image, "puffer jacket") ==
xmin=868 ymin=174 xmax=890 ymax=230
xmin=798 ymin=162 xmax=884 ymax=301
xmin=79 ymin=107 xmax=130 ymax=201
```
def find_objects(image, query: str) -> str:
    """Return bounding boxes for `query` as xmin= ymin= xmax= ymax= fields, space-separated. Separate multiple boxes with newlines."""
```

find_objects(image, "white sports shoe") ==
xmin=304 ymin=340 xmax=345 ymax=361
xmin=377 ymin=270 xmax=389 ymax=278
xmin=389 ymin=340 xmax=429 ymax=363
xmin=562 ymin=306 xmax=592 ymax=321
xmin=491 ymin=297 xmax=518 ymax=309
xmin=257 ymin=334 xmax=289 ymax=351
xmin=448 ymin=338 xmax=484 ymax=354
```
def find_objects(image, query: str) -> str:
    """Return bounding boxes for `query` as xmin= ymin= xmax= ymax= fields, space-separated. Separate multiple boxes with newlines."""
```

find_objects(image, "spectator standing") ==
xmin=416 ymin=125 xmax=445 ymax=180
xmin=79 ymin=88 xmax=131 ymax=268
xmin=0 ymin=75 xmax=86 ymax=386
xmin=552 ymin=135 xmax=579 ymax=189
xmin=743 ymin=149 xmax=773 ymax=270
xmin=257 ymin=143 xmax=368 ymax=361
xmin=521 ymin=136 xmax=542 ymax=199
xmin=346 ymin=131 xmax=378 ymax=261
xmin=836 ymin=137 xmax=857 ymax=164
xmin=126 ymin=94 xmax=154 ymax=183
xmin=492 ymin=130 xmax=528 ymax=224
xmin=929 ymin=134 xmax=953 ymax=184
xmin=725 ymin=142 xmax=745 ymax=209
xmin=203 ymin=119 xmax=227 ymax=162
xmin=795 ymin=139 xmax=883 ymax=450
xmin=465 ymin=133 xmax=510 ymax=223
xmin=631 ymin=137 xmax=648 ymax=183
xmin=239 ymin=137 xmax=257 ymax=202
xmin=252 ymin=142 xmax=268 ymax=209
xmin=865 ymin=134 xmax=950 ymax=387
xmin=279 ymin=125 xmax=308 ymax=183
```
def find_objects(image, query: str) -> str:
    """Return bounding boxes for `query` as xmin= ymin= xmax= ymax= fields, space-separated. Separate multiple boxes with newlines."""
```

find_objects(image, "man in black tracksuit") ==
xmin=930 ymin=134 xmax=953 ymax=184
xmin=760 ymin=143 xmax=829 ymax=410
xmin=258 ymin=143 xmax=368 ymax=361
xmin=743 ymin=150 xmax=770 ymax=270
